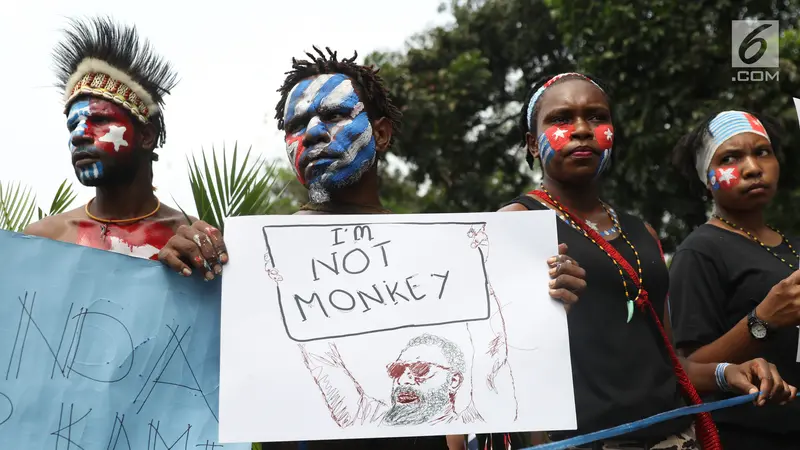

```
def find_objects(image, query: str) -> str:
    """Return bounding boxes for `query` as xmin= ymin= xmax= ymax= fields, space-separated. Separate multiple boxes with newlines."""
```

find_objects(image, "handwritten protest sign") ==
xmin=220 ymin=212 xmax=577 ymax=443
xmin=0 ymin=231 xmax=245 ymax=449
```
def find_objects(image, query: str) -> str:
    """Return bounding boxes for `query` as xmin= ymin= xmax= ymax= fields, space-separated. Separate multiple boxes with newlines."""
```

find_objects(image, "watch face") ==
xmin=751 ymin=323 xmax=767 ymax=339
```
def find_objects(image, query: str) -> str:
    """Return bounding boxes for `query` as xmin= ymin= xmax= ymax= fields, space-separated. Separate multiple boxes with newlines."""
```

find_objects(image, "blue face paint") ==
xmin=67 ymin=100 xmax=91 ymax=154
xmin=283 ymin=74 xmax=376 ymax=203
xmin=77 ymin=161 xmax=104 ymax=183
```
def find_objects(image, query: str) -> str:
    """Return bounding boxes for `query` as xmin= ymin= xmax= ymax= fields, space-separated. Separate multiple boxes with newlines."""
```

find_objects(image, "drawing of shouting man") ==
xmin=298 ymin=333 xmax=481 ymax=429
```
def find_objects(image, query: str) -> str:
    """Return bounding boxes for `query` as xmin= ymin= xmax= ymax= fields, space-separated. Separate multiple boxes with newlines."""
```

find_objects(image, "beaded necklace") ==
xmin=535 ymin=187 xmax=642 ymax=323
xmin=713 ymin=214 xmax=799 ymax=270
xmin=85 ymin=197 xmax=161 ymax=239
xmin=558 ymin=206 xmax=620 ymax=237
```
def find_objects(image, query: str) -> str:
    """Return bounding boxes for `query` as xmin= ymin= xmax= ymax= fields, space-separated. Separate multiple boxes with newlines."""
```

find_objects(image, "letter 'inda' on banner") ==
xmin=0 ymin=231 xmax=247 ymax=449
xmin=219 ymin=211 xmax=578 ymax=443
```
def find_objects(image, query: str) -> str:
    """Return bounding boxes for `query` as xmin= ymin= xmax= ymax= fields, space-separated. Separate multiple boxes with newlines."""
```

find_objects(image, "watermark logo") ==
xmin=731 ymin=20 xmax=779 ymax=82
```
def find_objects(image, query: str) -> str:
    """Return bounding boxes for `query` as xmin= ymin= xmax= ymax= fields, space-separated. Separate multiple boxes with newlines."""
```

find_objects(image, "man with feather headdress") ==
xmin=24 ymin=16 xmax=220 ymax=266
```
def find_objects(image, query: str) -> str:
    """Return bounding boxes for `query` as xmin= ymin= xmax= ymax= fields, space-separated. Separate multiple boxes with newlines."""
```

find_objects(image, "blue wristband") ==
xmin=715 ymin=362 xmax=732 ymax=392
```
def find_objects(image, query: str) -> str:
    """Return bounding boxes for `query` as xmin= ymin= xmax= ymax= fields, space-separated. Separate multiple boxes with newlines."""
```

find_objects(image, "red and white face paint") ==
xmin=67 ymin=98 xmax=137 ymax=184
xmin=707 ymin=166 xmax=741 ymax=191
xmin=594 ymin=124 xmax=614 ymax=150
xmin=537 ymin=123 xmax=614 ymax=176
xmin=537 ymin=124 xmax=575 ymax=166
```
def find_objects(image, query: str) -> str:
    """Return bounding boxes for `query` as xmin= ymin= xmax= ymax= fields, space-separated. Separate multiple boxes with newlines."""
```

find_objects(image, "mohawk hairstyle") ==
xmin=518 ymin=73 xmax=614 ymax=169
xmin=52 ymin=16 xmax=179 ymax=149
xmin=671 ymin=109 xmax=784 ymax=195
xmin=274 ymin=46 xmax=402 ymax=144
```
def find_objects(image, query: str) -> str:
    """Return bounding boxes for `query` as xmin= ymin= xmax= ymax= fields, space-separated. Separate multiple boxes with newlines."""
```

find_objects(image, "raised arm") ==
xmin=298 ymin=342 xmax=387 ymax=427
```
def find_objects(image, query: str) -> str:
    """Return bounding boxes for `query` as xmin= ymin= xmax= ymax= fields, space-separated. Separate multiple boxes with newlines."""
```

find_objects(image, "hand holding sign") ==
xmin=547 ymin=243 xmax=586 ymax=312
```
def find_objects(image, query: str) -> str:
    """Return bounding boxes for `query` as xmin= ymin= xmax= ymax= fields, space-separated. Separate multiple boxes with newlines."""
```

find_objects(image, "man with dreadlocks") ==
xmin=25 ymin=16 xmax=227 ymax=269
xmin=274 ymin=46 xmax=400 ymax=214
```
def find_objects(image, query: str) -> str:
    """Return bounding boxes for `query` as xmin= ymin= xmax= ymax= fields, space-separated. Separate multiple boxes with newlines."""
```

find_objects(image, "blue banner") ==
xmin=0 ymin=230 xmax=247 ymax=449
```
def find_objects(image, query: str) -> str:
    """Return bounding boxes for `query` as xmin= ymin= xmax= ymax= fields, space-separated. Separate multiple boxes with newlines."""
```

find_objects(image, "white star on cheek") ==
xmin=98 ymin=126 xmax=129 ymax=151
xmin=718 ymin=168 xmax=737 ymax=183
xmin=553 ymin=128 xmax=567 ymax=139
xmin=604 ymin=128 xmax=613 ymax=141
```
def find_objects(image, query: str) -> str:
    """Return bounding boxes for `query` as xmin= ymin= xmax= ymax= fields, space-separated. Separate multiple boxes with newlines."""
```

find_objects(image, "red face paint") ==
xmin=285 ymin=133 xmax=307 ymax=184
xmin=544 ymin=124 xmax=575 ymax=151
xmin=594 ymin=124 xmax=614 ymax=150
xmin=76 ymin=221 xmax=174 ymax=260
xmin=67 ymin=98 xmax=136 ymax=156
xmin=711 ymin=166 xmax=741 ymax=190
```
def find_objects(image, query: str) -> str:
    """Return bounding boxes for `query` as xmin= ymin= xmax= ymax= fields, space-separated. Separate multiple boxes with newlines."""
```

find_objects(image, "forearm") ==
xmin=446 ymin=435 xmax=465 ymax=450
xmin=687 ymin=317 xmax=761 ymax=364
xmin=681 ymin=356 xmax=720 ymax=394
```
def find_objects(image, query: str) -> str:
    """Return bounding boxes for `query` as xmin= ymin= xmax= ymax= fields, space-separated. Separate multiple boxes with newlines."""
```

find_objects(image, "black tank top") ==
xmin=509 ymin=195 xmax=691 ymax=440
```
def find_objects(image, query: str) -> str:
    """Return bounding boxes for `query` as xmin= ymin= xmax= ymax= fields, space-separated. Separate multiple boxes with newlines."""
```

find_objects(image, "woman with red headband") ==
xmin=669 ymin=110 xmax=800 ymax=449
xmin=497 ymin=73 xmax=796 ymax=449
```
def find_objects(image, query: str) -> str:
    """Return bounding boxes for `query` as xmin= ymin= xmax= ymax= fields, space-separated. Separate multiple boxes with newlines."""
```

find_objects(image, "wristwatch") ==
xmin=747 ymin=308 xmax=770 ymax=340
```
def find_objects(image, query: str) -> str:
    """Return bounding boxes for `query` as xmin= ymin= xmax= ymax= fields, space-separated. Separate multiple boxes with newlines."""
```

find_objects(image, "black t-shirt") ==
xmin=669 ymin=224 xmax=800 ymax=438
xmin=509 ymin=196 xmax=691 ymax=440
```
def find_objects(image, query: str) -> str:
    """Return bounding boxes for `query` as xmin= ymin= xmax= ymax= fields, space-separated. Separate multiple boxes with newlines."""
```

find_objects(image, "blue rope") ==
xmin=522 ymin=392 xmax=796 ymax=450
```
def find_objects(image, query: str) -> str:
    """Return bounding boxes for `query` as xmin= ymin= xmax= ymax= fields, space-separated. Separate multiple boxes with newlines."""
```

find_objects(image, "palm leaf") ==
xmin=186 ymin=142 xmax=287 ymax=233
xmin=38 ymin=179 xmax=78 ymax=220
xmin=0 ymin=181 xmax=37 ymax=232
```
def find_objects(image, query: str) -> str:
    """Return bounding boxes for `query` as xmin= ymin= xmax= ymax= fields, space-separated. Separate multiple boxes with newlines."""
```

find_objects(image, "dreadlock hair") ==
xmin=274 ymin=46 xmax=402 ymax=145
xmin=52 ymin=16 xmax=179 ymax=151
xmin=518 ymin=73 xmax=615 ymax=170
xmin=671 ymin=109 xmax=784 ymax=197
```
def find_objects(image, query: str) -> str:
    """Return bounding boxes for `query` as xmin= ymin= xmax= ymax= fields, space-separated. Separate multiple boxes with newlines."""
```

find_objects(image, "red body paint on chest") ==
xmin=76 ymin=221 xmax=174 ymax=260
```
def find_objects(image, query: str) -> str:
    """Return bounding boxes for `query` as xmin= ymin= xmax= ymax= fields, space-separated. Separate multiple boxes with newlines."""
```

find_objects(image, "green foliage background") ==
xmin=349 ymin=0 xmax=800 ymax=252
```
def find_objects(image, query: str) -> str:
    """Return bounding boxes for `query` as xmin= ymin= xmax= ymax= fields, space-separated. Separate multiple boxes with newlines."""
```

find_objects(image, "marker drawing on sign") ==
xmin=260 ymin=220 xmax=520 ymax=428
xmin=299 ymin=333 xmax=484 ymax=428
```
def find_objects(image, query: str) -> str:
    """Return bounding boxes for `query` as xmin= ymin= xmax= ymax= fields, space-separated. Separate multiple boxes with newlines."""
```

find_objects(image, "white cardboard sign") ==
xmin=219 ymin=211 xmax=576 ymax=443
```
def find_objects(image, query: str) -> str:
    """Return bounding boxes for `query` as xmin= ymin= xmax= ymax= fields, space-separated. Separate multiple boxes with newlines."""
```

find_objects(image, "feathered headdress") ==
xmin=52 ymin=16 xmax=179 ymax=147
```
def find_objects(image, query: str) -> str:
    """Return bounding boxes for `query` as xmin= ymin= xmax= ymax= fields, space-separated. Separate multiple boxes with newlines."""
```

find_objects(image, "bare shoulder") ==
xmin=497 ymin=194 xmax=549 ymax=212
xmin=497 ymin=203 xmax=529 ymax=212
xmin=157 ymin=204 xmax=197 ymax=231
xmin=23 ymin=206 xmax=84 ymax=240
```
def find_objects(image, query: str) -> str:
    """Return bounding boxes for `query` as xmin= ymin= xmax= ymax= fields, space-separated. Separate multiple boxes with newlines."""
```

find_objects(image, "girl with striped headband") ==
xmin=670 ymin=110 xmax=800 ymax=449
xmin=498 ymin=74 xmax=794 ymax=449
